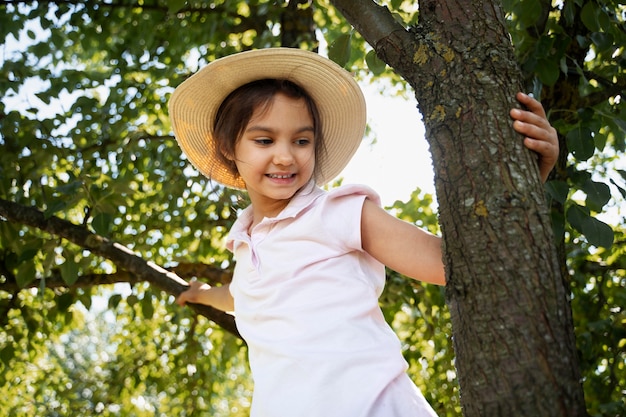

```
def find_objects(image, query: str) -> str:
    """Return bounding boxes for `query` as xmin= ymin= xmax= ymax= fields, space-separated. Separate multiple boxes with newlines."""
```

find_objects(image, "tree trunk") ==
xmin=331 ymin=0 xmax=587 ymax=415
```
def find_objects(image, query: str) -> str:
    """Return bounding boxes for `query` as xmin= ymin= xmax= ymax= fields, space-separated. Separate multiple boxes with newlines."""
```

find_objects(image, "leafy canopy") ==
xmin=0 ymin=1 xmax=624 ymax=416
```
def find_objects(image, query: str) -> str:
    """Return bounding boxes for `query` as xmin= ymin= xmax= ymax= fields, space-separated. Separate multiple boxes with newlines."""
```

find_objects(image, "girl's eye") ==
xmin=254 ymin=138 xmax=273 ymax=145
xmin=295 ymin=138 xmax=312 ymax=146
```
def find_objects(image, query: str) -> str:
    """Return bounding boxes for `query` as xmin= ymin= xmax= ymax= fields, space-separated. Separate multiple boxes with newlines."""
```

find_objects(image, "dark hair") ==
xmin=213 ymin=79 xmax=325 ymax=183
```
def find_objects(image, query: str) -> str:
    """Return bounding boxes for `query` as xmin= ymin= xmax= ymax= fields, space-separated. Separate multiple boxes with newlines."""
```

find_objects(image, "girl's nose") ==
xmin=273 ymin=143 xmax=295 ymax=166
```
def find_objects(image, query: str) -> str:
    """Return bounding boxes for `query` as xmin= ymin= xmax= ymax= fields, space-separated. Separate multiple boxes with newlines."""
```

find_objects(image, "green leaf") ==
xmin=575 ymin=34 xmax=590 ymax=49
xmin=0 ymin=345 xmax=15 ymax=366
xmin=581 ymin=216 xmax=614 ymax=248
xmin=78 ymin=292 xmax=92 ymax=310
xmin=562 ymin=1 xmax=576 ymax=25
xmin=582 ymin=179 xmax=611 ymax=212
xmin=365 ymin=50 xmax=386 ymax=75
xmin=506 ymin=0 xmax=542 ymax=29
xmin=65 ymin=310 xmax=74 ymax=325
xmin=566 ymin=203 xmax=590 ymax=234
xmin=167 ymin=0 xmax=187 ymax=14
xmin=44 ymin=200 xmax=67 ymax=219
xmin=142 ymin=294 xmax=155 ymax=319
xmin=550 ymin=209 xmax=565 ymax=241
xmin=545 ymin=180 xmax=569 ymax=204
xmin=559 ymin=56 xmax=568 ymax=75
xmin=60 ymin=257 xmax=80 ymax=285
xmin=536 ymin=58 xmax=560 ymax=86
xmin=56 ymin=180 xmax=82 ymax=195
xmin=612 ymin=118 xmax=626 ymax=135
xmin=580 ymin=2 xmax=600 ymax=32
xmin=566 ymin=126 xmax=595 ymax=160
xmin=35 ymin=92 xmax=52 ymax=105
xmin=92 ymin=212 xmax=113 ymax=236
xmin=535 ymin=35 xmax=555 ymax=59
xmin=588 ymin=319 xmax=611 ymax=332
xmin=593 ymin=129 xmax=607 ymax=152
xmin=127 ymin=294 xmax=139 ymax=306
xmin=108 ymin=293 xmax=123 ymax=309
xmin=566 ymin=204 xmax=614 ymax=248
xmin=328 ymin=33 xmax=352 ymax=68
xmin=568 ymin=168 xmax=592 ymax=185
xmin=18 ymin=238 xmax=43 ymax=263
xmin=589 ymin=32 xmax=614 ymax=53
xmin=596 ymin=6 xmax=611 ymax=32
xmin=0 ymin=222 xmax=19 ymax=250
xmin=57 ymin=292 xmax=74 ymax=312
xmin=16 ymin=261 xmax=36 ymax=288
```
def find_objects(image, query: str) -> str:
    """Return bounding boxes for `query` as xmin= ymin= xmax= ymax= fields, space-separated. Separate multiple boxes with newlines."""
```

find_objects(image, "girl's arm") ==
xmin=176 ymin=281 xmax=234 ymax=312
xmin=361 ymin=200 xmax=446 ymax=285
xmin=362 ymin=93 xmax=559 ymax=285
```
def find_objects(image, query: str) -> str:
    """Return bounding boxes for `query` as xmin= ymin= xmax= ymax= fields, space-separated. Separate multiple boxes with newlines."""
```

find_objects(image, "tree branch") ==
xmin=331 ymin=0 xmax=405 ymax=48
xmin=1 ymin=262 xmax=233 ymax=292
xmin=0 ymin=197 xmax=240 ymax=338
xmin=330 ymin=0 xmax=419 ymax=85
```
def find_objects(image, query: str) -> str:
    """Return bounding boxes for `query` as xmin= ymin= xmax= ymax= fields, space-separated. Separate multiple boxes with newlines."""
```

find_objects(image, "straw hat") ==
xmin=168 ymin=48 xmax=366 ymax=189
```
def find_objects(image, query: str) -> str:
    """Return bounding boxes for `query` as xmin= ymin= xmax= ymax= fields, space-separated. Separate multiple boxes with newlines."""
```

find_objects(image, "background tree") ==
xmin=0 ymin=1 xmax=624 ymax=416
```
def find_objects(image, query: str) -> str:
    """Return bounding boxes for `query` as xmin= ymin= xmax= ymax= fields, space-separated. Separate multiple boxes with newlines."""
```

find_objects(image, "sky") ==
xmin=340 ymin=82 xmax=435 ymax=206
xmin=311 ymin=39 xmax=436 ymax=207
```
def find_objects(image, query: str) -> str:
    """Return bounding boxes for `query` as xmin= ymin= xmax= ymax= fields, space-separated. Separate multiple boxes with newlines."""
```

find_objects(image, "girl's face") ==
xmin=234 ymin=93 xmax=315 ymax=217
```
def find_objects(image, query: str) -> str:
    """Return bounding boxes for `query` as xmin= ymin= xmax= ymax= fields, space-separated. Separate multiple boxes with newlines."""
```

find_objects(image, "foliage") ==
xmin=0 ymin=284 xmax=251 ymax=416
xmin=504 ymin=0 xmax=625 ymax=249
xmin=0 ymin=0 xmax=624 ymax=416
xmin=501 ymin=1 xmax=626 ymax=413
xmin=568 ymin=227 xmax=626 ymax=416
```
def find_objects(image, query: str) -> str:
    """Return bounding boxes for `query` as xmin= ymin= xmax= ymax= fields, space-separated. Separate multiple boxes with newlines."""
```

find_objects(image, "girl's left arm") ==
xmin=511 ymin=92 xmax=559 ymax=182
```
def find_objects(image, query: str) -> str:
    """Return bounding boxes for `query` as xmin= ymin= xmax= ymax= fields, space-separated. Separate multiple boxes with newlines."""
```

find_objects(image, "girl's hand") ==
xmin=510 ymin=92 xmax=559 ymax=182
xmin=176 ymin=279 xmax=212 ymax=307
xmin=176 ymin=280 xmax=234 ymax=312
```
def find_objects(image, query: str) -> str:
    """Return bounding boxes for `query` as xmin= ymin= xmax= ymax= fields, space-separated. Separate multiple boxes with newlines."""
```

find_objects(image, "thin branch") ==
xmin=330 ymin=0 xmax=408 ymax=49
xmin=0 ymin=197 xmax=240 ymax=338
xmin=0 ymin=262 xmax=233 ymax=293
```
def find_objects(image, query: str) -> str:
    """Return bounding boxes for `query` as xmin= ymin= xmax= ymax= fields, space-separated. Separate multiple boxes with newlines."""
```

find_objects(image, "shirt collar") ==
xmin=227 ymin=182 xmax=325 ymax=247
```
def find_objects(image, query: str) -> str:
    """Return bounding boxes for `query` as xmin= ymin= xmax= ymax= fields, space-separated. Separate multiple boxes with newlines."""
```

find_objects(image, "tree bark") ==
xmin=331 ymin=0 xmax=587 ymax=415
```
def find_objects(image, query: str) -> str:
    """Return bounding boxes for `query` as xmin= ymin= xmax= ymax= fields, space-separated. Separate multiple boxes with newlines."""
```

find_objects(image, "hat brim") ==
xmin=168 ymin=48 xmax=366 ymax=190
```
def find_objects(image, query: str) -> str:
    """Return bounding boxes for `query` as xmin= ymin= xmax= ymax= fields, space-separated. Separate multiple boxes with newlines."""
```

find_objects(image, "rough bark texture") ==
xmin=332 ymin=0 xmax=587 ymax=416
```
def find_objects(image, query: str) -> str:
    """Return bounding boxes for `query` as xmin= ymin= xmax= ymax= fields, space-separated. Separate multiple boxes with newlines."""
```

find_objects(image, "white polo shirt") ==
xmin=227 ymin=184 xmax=437 ymax=417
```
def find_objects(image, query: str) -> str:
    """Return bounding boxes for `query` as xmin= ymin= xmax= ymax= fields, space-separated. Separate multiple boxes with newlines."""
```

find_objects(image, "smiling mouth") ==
xmin=267 ymin=173 xmax=295 ymax=179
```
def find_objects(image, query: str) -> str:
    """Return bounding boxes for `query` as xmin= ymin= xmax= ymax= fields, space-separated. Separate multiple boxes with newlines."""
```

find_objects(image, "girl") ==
xmin=170 ymin=48 xmax=558 ymax=416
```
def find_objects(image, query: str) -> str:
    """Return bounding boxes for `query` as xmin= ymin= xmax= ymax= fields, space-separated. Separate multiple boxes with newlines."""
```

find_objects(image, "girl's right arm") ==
xmin=176 ymin=281 xmax=234 ymax=312
xmin=361 ymin=94 xmax=559 ymax=286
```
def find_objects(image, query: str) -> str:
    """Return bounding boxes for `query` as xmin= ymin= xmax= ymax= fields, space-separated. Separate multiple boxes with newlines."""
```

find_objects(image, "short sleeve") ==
xmin=322 ymin=184 xmax=382 ymax=252
xmin=327 ymin=184 xmax=381 ymax=206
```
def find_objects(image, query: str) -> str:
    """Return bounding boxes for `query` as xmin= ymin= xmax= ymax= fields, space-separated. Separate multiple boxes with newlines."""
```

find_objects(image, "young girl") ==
xmin=170 ymin=48 xmax=559 ymax=416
